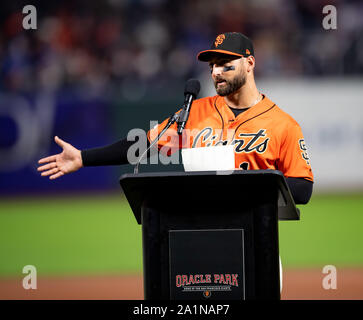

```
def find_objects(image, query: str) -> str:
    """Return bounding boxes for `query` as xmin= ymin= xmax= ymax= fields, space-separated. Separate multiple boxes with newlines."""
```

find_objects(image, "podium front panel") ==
xmin=169 ymin=229 xmax=245 ymax=300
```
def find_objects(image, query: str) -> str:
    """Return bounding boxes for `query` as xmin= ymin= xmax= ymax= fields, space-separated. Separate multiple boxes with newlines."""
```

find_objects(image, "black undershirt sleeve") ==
xmin=81 ymin=139 xmax=131 ymax=166
xmin=81 ymin=138 xmax=313 ymax=204
xmin=81 ymin=138 xmax=152 ymax=166
xmin=286 ymin=177 xmax=313 ymax=205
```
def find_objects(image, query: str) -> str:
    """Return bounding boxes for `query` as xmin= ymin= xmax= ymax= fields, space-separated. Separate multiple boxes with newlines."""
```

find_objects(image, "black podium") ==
xmin=119 ymin=170 xmax=299 ymax=300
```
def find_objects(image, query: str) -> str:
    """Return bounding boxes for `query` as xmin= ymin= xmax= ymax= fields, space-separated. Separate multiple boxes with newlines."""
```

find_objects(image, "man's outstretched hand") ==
xmin=37 ymin=136 xmax=83 ymax=180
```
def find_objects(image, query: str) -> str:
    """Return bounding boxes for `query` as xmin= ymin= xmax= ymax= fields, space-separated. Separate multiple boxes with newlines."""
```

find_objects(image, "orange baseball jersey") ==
xmin=147 ymin=94 xmax=313 ymax=182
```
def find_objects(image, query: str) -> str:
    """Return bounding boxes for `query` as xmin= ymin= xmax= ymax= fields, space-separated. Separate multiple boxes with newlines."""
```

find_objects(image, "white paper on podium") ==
xmin=181 ymin=145 xmax=235 ymax=172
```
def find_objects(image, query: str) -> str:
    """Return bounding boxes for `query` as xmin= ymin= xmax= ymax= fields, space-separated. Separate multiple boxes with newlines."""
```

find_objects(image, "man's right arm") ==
xmin=37 ymin=136 xmax=153 ymax=179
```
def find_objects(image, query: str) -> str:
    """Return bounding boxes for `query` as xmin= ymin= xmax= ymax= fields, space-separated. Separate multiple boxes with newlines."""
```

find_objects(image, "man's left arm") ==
xmin=278 ymin=122 xmax=314 ymax=204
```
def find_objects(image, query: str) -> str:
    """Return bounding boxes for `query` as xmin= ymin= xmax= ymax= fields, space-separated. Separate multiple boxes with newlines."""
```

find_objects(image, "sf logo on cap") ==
xmin=214 ymin=34 xmax=226 ymax=47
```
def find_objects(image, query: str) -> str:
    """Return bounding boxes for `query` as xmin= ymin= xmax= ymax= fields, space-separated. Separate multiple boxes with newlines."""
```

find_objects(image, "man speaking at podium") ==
xmin=38 ymin=32 xmax=313 ymax=205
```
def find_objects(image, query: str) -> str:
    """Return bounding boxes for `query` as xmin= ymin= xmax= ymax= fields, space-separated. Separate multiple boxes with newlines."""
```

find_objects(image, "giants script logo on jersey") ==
xmin=192 ymin=127 xmax=270 ymax=154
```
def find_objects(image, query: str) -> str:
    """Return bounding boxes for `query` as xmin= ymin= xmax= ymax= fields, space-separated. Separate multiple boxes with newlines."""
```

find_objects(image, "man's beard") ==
xmin=214 ymin=74 xmax=246 ymax=96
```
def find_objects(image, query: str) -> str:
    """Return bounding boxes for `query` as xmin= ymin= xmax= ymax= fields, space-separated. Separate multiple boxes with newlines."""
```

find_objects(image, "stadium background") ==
xmin=1 ymin=0 xmax=363 ymax=299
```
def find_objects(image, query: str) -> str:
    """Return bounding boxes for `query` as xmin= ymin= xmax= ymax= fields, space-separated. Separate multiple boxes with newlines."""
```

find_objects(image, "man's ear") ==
xmin=245 ymin=56 xmax=255 ymax=73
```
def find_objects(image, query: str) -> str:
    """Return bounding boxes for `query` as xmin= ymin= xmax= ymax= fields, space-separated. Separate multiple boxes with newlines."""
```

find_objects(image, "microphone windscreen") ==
xmin=184 ymin=79 xmax=201 ymax=97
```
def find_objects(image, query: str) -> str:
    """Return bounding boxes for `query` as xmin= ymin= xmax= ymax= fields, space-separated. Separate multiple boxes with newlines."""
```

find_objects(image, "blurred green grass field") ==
xmin=0 ymin=193 xmax=362 ymax=277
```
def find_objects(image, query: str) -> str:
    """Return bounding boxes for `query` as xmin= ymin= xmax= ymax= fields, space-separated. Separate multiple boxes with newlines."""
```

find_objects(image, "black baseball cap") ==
xmin=197 ymin=32 xmax=254 ymax=62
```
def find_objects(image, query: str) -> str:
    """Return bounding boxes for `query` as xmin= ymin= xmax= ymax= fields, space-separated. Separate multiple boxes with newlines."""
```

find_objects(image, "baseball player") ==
xmin=38 ymin=32 xmax=313 ymax=205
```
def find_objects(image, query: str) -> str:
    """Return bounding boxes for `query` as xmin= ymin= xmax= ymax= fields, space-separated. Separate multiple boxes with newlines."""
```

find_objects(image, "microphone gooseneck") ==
xmin=134 ymin=112 xmax=180 ymax=174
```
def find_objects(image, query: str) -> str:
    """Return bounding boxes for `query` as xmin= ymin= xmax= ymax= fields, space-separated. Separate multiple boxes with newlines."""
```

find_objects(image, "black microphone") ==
xmin=177 ymin=79 xmax=200 ymax=135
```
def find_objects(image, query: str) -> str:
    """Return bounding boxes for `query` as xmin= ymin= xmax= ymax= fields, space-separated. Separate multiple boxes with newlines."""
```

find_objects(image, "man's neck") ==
xmin=224 ymin=81 xmax=261 ymax=109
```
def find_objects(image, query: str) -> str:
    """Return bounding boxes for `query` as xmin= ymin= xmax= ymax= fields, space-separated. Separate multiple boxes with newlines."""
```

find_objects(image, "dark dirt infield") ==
xmin=1 ymin=268 xmax=362 ymax=300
